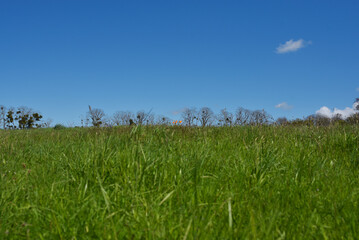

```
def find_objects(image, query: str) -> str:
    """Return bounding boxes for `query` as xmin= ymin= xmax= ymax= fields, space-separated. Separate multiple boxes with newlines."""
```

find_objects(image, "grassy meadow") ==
xmin=1 ymin=125 xmax=359 ymax=239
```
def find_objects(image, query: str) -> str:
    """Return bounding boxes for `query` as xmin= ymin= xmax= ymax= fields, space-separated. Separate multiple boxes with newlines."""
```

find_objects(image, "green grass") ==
xmin=1 ymin=125 xmax=359 ymax=239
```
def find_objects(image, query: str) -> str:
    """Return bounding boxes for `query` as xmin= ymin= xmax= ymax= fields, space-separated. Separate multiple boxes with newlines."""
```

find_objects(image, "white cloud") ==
xmin=356 ymin=87 xmax=359 ymax=92
xmin=275 ymin=102 xmax=293 ymax=110
xmin=316 ymin=102 xmax=359 ymax=119
xmin=276 ymin=39 xmax=310 ymax=54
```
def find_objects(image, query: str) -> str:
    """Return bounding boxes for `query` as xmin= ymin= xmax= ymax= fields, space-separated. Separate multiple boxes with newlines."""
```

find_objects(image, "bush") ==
xmin=53 ymin=124 xmax=66 ymax=130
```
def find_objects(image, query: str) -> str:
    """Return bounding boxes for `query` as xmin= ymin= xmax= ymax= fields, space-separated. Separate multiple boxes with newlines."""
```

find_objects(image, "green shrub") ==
xmin=53 ymin=124 xmax=66 ymax=130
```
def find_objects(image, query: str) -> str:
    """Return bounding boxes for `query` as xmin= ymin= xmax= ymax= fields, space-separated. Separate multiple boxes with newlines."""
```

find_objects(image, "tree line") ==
xmin=84 ymin=100 xmax=359 ymax=128
xmin=83 ymin=106 xmax=275 ymax=127
xmin=1 ymin=98 xmax=358 ymax=129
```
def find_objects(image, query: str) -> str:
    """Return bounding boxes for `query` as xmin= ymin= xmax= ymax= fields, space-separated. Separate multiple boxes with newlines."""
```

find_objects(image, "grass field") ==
xmin=1 ymin=125 xmax=359 ymax=239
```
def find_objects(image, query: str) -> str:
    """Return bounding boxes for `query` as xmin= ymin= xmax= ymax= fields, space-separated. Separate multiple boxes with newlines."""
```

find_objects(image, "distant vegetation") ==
xmin=53 ymin=124 xmax=67 ymax=130
xmin=1 ymin=98 xmax=358 ymax=129
xmin=0 ymin=106 xmax=45 ymax=129
xmin=84 ymin=101 xmax=359 ymax=128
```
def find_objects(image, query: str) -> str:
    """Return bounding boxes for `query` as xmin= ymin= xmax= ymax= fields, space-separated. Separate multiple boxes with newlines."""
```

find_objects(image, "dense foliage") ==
xmin=0 ymin=106 xmax=43 ymax=129
xmin=1 ymin=125 xmax=359 ymax=239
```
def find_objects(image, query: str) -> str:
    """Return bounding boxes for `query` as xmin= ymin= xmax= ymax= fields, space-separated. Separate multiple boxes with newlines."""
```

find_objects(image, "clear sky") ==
xmin=1 ymin=1 xmax=358 ymax=125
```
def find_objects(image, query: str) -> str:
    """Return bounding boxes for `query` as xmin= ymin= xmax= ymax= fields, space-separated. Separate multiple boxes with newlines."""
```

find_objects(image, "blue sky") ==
xmin=1 ymin=1 xmax=358 ymax=125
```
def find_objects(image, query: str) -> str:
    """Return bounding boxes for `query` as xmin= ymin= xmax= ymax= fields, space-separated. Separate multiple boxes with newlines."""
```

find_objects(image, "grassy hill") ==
xmin=1 ymin=125 xmax=359 ymax=239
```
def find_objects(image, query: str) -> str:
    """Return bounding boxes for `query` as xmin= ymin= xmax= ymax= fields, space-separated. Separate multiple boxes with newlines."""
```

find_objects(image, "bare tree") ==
xmin=242 ymin=108 xmax=253 ymax=125
xmin=217 ymin=108 xmax=234 ymax=126
xmin=250 ymin=109 xmax=273 ymax=125
xmin=156 ymin=115 xmax=171 ymax=125
xmin=135 ymin=110 xmax=147 ymax=125
xmin=198 ymin=107 xmax=214 ymax=127
xmin=0 ymin=105 xmax=6 ymax=129
xmin=112 ymin=111 xmax=123 ymax=126
xmin=88 ymin=105 xmax=105 ymax=127
xmin=235 ymin=107 xmax=251 ymax=125
xmin=131 ymin=110 xmax=154 ymax=125
xmin=276 ymin=117 xmax=288 ymax=126
xmin=145 ymin=113 xmax=155 ymax=125
xmin=42 ymin=118 xmax=53 ymax=128
xmin=80 ymin=114 xmax=90 ymax=127
xmin=181 ymin=108 xmax=197 ymax=126
xmin=102 ymin=116 xmax=113 ymax=127
xmin=112 ymin=111 xmax=134 ymax=126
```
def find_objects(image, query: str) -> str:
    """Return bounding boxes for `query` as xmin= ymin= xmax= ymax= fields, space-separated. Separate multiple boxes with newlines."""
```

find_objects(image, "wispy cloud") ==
xmin=276 ymin=39 xmax=310 ymax=54
xmin=275 ymin=102 xmax=293 ymax=110
xmin=356 ymin=87 xmax=359 ymax=92
xmin=316 ymin=102 xmax=359 ymax=119
xmin=172 ymin=108 xmax=186 ymax=115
